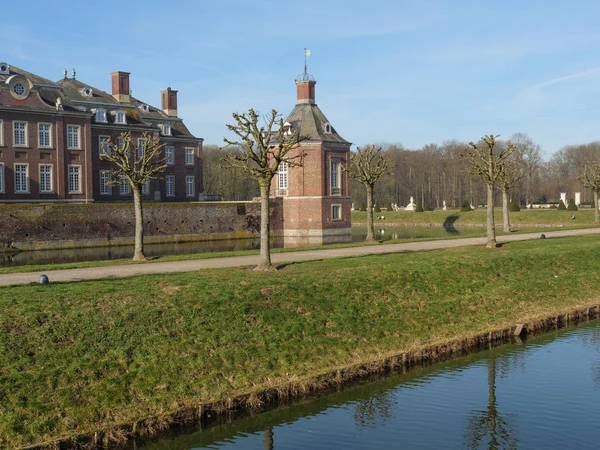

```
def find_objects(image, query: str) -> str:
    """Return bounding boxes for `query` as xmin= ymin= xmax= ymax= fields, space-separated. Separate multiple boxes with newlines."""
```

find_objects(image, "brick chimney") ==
xmin=111 ymin=71 xmax=130 ymax=103
xmin=161 ymin=87 xmax=178 ymax=117
xmin=296 ymin=79 xmax=316 ymax=105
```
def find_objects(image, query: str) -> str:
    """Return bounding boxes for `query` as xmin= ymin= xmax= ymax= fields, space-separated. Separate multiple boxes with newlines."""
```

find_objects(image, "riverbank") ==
xmin=3 ymin=235 xmax=600 ymax=448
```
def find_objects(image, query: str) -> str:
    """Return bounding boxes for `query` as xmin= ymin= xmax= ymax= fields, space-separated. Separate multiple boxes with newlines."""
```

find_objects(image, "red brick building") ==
xmin=0 ymin=63 xmax=202 ymax=203
xmin=271 ymin=71 xmax=352 ymax=245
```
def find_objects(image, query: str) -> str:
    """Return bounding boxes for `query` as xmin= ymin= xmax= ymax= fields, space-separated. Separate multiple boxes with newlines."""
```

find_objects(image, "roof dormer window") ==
xmin=283 ymin=121 xmax=293 ymax=136
xmin=0 ymin=63 xmax=9 ymax=75
xmin=161 ymin=123 xmax=172 ymax=136
xmin=115 ymin=110 xmax=127 ymax=124
xmin=95 ymin=108 xmax=107 ymax=123
xmin=81 ymin=87 xmax=93 ymax=97
xmin=323 ymin=122 xmax=332 ymax=134
xmin=140 ymin=104 xmax=150 ymax=113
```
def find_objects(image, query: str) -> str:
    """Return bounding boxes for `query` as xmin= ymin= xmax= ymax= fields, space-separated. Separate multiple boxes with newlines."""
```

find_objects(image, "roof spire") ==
xmin=72 ymin=68 xmax=76 ymax=79
xmin=304 ymin=48 xmax=310 ymax=76
xmin=296 ymin=49 xmax=315 ymax=83
xmin=63 ymin=69 xmax=67 ymax=79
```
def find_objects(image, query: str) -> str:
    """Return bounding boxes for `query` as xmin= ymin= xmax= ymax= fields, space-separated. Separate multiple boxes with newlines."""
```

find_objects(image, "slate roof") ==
xmin=285 ymin=102 xmax=349 ymax=144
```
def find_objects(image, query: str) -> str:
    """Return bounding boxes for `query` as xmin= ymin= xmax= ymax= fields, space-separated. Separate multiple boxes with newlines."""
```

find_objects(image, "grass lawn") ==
xmin=2 ymin=235 xmax=600 ymax=447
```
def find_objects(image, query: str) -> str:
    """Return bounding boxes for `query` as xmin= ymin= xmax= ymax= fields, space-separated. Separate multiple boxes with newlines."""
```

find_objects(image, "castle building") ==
xmin=0 ymin=63 xmax=202 ymax=203
xmin=271 ymin=70 xmax=352 ymax=245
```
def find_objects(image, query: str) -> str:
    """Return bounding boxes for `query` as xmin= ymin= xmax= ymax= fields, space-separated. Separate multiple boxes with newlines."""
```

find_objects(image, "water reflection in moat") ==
xmin=135 ymin=320 xmax=600 ymax=449
xmin=0 ymin=226 xmax=486 ymax=267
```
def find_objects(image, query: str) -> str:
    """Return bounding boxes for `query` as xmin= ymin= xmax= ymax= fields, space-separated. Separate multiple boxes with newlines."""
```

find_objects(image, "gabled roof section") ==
xmin=57 ymin=77 xmax=118 ymax=105
xmin=285 ymin=103 xmax=349 ymax=144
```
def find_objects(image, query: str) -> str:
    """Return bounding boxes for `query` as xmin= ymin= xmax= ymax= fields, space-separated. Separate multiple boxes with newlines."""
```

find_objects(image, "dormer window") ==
xmin=115 ymin=110 xmax=127 ymax=124
xmin=81 ymin=87 xmax=93 ymax=97
xmin=140 ymin=104 xmax=150 ymax=113
xmin=283 ymin=122 xmax=293 ymax=136
xmin=0 ymin=63 xmax=9 ymax=75
xmin=161 ymin=123 xmax=172 ymax=136
xmin=323 ymin=122 xmax=332 ymax=134
xmin=95 ymin=108 xmax=107 ymax=123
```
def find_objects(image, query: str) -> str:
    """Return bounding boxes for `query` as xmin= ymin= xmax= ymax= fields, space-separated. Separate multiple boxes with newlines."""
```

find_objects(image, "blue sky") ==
xmin=5 ymin=0 xmax=600 ymax=157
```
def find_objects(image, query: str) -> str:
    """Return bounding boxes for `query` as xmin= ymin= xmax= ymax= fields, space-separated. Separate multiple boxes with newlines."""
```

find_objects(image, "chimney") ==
xmin=296 ymin=78 xmax=316 ymax=105
xmin=111 ymin=71 xmax=131 ymax=103
xmin=161 ymin=87 xmax=178 ymax=117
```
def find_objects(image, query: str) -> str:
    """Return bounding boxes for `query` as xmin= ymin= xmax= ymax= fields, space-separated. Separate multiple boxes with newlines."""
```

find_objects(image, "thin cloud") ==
xmin=523 ymin=67 xmax=600 ymax=92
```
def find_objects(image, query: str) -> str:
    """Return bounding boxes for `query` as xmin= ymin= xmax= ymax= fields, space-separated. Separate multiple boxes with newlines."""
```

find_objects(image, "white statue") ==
xmin=405 ymin=196 xmax=416 ymax=211
xmin=442 ymin=200 xmax=447 ymax=211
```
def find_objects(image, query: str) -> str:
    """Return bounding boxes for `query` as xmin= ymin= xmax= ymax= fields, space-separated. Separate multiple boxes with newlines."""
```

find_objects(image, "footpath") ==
xmin=1 ymin=227 xmax=600 ymax=287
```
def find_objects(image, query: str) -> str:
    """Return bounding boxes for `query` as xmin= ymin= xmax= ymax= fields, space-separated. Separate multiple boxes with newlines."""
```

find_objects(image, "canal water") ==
xmin=134 ymin=320 xmax=600 ymax=449
xmin=0 ymin=226 xmax=486 ymax=267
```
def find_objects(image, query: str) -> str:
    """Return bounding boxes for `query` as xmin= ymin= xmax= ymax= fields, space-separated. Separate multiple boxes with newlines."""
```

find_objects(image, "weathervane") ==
xmin=296 ymin=48 xmax=315 ymax=82
xmin=304 ymin=48 xmax=311 ymax=75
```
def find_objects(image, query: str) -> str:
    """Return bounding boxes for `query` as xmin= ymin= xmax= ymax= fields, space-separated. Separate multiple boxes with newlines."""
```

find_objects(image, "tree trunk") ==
xmin=595 ymin=190 xmax=599 ymax=225
xmin=256 ymin=181 xmax=275 ymax=271
xmin=263 ymin=427 xmax=274 ymax=450
xmin=502 ymin=188 xmax=510 ymax=232
xmin=486 ymin=184 xmax=497 ymax=248
xmin=365 ymin=184 xmax=375 ymax=242
xmin=132 ymin=187 xmax=145 ymax=261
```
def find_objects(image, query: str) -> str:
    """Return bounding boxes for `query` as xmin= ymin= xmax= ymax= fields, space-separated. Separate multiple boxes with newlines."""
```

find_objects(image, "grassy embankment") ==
xmin=1 ymin=209 xmax=596 ymax=276
xmin=2 ymin=234 xmax=600 ymax=447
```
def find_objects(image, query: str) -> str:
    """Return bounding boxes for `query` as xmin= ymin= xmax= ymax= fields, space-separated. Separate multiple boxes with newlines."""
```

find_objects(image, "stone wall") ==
xmin=0 ymin=201 xmax=282 ymax=251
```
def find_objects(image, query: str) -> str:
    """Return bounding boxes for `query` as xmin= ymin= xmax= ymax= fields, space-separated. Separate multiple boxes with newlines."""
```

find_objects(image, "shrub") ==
xmin=557 ymin=200 xmax=566 ymax=210
xmin=388 ymin=202 xmax=394 ymax=211
xmin=374 ymin=202 xmax=381 ymax=213
xmin=461 ymin=200 xmax=472 ymax=212
xmin=567 ymin=199 xmax=578 ymax=211
xmin=360 ymin=205 xmax=367 ymax=211
xmin=415 ymin=201 xmax=424 ymax=212
xmin=509 ymin=198 xmax=520 ymax=212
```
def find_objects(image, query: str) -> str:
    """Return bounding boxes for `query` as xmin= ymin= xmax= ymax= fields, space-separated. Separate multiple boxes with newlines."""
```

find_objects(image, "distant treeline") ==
xmin=203 ymin=134 xmax=600 ymax=208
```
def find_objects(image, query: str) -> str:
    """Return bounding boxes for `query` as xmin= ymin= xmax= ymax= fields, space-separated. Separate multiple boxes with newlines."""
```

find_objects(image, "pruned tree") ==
xmin=497 ymin=150 xmax=523 ymax=232
xmin=343 ymin=145 xmax=390 ymax=242
xmin=578 ymin=161 xmax=600 ymax=224
xmin=461 ymin=135 xmax=517 ymax=248
xmin=223 ymin=109 xmax=304 ymax=271
xmin=100 ymin=131 xmax=166 ymax=260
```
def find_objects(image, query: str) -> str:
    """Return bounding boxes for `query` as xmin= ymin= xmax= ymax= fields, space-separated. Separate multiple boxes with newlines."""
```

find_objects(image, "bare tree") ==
xmin=223 ymin=109 xmax=304 ymax=271
xmin=577 ymin=160 xmax=600 ymax=224
xmin=344 ymin=145 xmax=390 ymax=242
xmin=497 ymin=150 xmax=523 ymax=232
xmin=511 ymin=132 xmax=542 ymax=206
xmin=462 ymin=135 xmax=516 ymax=248
xmin=100 ymin=131 xmax=166 ymax=260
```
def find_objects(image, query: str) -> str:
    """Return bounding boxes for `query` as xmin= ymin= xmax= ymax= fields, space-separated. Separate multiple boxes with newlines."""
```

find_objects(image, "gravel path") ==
xmin=2 ymin=228 xmax=599 ymax=287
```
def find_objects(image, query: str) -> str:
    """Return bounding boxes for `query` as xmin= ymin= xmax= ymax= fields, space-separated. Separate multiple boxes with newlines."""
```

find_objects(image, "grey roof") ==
xmin=285 ymin=102 xmax=349 ymax=144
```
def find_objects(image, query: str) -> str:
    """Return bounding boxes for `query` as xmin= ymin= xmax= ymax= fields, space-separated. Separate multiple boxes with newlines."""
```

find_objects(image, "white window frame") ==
xmin=117 ymin=136 xmax=125 ymax=151
xmin=13 ymin=121 xmax=27 ymax=147
xmin=138 ymin=137 xmax=146 ymax=159
xmin=166 ymin=175 xmax=175 ymax=197
xmin=95 ymin=109 xmax=108 ymax=123
xmin=186 ymin=175 xmax=195 ymax=197
xmin=0 ymin=120 xmax=4 ymax=146
xmin=162 ymin=124 xmax=172 ymax=136
xmin=331 ymin=203 xmax=342 ymax=221
xmin=100 ymin=171 xmax=112 ymax=195
xmin=39 ymin=164 xmax=54 ymax=193
xmin=0 ymin=163 xmax=4 ymax=193
xmin=142 ymin=179 xmax=150 ymax=195
xmin=165 ymin=146 xmax=174 ymax=165
xmin=38 ymin=123 xmax=52 ymax=148
xmin=67 ymin=125 xmax=81 ymax=150
xmin=99 ymin=136 xmax=110 ymax=155
xmin=277 ymin=162 xmax=288 ymax=196
xmin=14 ymin=163 xmax=29 ymax=193
xmin=120 ymin=175 xmax=130 ymax=195
xmin=185 ymin=148 xmax=194 ymax=165
xmin=67 ymin=165 xmax=82 ymax=194
xmin=115 ymin=110 xmax=127 ymax=124
xmin=330 ymin=159 xmax=341 ymax=196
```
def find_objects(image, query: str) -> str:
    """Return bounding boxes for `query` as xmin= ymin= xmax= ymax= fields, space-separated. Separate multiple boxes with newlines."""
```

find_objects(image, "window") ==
xmin=120 ymin=175 xmax=130 ymax=195
xmin=186 ymin=175 xmax=195 ymax=197
xmin=138 ymin=138 xmax=145 ymax=158
xmin=162 ymin=124 xmax=172 ymax=136
xmin=13 ymin=121 xmax=27 ymax=146
xmin=116 ymin=110 xmax=127 ymax=124
xmin=0 ymin=120 xmax=3 ymax=146
xmin=165 ymin=146 xmax=174 ymax=165
xmin=166 ymin=175 xmax=175 ymax=196
xmin=14 ymin=164 xmax=28 ymax=193
xmin=142 ymin=179 xmax=150 ymax=195
xmin=277 ymin=162 xmax=288 ymax=196
xmin=95 ymin=109 xmax=107 ymax=123
xmin=331 ymin=204 xmax=342 ymax=221
xmin=100 ymin=171 xmax=111 ymax=195
xmin=67 ymin=125 xmax=80 ymax=149
xmin=330 ymin=160 xmax=341 ymax=195
xmin=185 ymin=148 xmax=194 ymax=165
xmin=39 ymin=165 xmax=53 ymax=193
xmin=13 ymin=83 xmax=25 ymax=96
xmin=117 ymin=136 xmax=125 ymax=151
xmin=38 ymin=123 xmax=51 ymax=148
xmin=323 ymin=122 xmax=332 ymax=134
xmin=99 ymin=136 xmax=110 ymax=155
xmin=68 ymin=166 xmax=81 ymax=193
xmin=0 ymin=164 xmax=4 ymax=193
